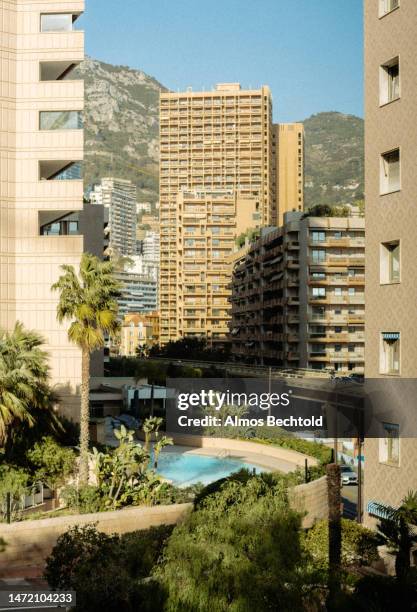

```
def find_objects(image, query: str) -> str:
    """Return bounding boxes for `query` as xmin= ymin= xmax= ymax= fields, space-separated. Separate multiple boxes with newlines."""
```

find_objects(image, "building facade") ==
xmin=159 ymin=83 xmax=275 ymax=344
xmin=120 ymin=312 xmax=159 ymax=357
xmin=116 ymin=270 xmax=158 ymax=317
xmin=273 ymin=123 xmax=304 ymax=226
xmin=0 ymin=0 xmax=85 ymax=418
xmin=91 ymin=177 xmax=137 ymax=256
xmin=364 ymin=0 xmax=417 ymax=523
xmin=229 ymin=212 xmax=365 ymax=373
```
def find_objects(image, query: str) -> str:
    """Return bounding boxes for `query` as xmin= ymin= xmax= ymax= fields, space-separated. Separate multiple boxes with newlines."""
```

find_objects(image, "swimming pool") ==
xmin=155 ymin=449 xmax=267 ymax=487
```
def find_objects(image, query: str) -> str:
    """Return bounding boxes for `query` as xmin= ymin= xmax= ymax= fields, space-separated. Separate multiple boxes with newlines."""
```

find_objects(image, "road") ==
xmin=342 ymin=484 xmax=358 ymax=520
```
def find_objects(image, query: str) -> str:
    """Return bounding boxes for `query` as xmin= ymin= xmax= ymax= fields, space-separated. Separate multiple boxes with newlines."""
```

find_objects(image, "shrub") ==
xmin=0 ymin=465 xmax=30 ymax=521
xmin=304 ymin=518 xmax=380 ymax=569
xmin=27 ymin=436 xmax=76 ymax=492
xmin=155 ymin=475 xmax=322 ymax=611
xmin=61 ymin=485 xmax=104 ymax=514
xmin=44 ymin=524 xmax=171 ymax=612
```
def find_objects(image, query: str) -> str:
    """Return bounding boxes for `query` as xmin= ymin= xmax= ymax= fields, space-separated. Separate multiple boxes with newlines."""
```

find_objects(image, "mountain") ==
xmin=74 ymin=58 xmax=165 ymax=207
xmin=302 ymin=112 xmax=364 ymax=209
xmin=77 ymin=60 xmax=364 ymax=211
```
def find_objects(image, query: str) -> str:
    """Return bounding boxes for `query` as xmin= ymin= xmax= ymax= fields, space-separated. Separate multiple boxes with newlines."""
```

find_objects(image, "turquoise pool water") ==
xmin=155 ymin=450 xmax=266 ymax=487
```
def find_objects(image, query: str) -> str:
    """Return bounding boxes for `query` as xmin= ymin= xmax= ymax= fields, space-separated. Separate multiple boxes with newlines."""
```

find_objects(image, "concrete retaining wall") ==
xmin=289 ymin=475 xmax=328 ymax=528
xmin=0 ymin=503 xmax=192 ymax=575
xmin=170 ymin=433 xmax=319 ymax=468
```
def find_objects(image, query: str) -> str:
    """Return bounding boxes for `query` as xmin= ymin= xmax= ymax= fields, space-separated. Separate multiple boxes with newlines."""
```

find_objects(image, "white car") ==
xmin=340 ymin=466 xmax=358 ymax=485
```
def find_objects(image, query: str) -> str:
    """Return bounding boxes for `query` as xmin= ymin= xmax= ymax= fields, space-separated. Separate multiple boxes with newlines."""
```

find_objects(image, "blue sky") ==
xmin=81 ymin=0 xmax=363 ymax=122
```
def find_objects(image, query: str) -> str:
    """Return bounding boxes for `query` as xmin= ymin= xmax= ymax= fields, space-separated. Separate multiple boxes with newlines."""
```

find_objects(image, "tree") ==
xmin=0 ymin=322 xmax=53 ymax=454
xmin=44 ymin=524 xmax=171 ymax=612
xmin=374 ymin=490 xmax=417 ymax=582
xmin=27 ymin=436 xmax=76 ymax=496
xmin=156 ymin=475 xmax=320 ymax=611
xmin=52 ymin=253 xmax=120 ymax=485
xmin=153 ymin=435 xmax=173 ymax=469
xmin=326 ymin=463 xmax=342 ymax=609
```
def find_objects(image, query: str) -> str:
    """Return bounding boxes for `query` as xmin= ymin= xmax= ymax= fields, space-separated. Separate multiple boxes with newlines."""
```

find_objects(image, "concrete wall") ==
xmin=0 ymin=503 xmax=192 ymax=575
xmin=289 ymin=475 xmax=328 ymax=528
xmin=170 ymin=433 xmax=319 ymax=468
xmin=0 ymin=473 xmax=328 ymax=575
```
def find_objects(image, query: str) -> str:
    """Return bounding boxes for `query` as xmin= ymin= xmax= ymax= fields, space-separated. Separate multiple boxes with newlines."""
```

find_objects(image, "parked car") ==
xmin=340 ymin=465 xmax=358 ymax=485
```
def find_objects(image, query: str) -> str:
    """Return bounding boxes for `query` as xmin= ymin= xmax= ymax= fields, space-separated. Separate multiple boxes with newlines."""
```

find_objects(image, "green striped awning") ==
xmin=382 ymin=332 xmax=400 ymax=340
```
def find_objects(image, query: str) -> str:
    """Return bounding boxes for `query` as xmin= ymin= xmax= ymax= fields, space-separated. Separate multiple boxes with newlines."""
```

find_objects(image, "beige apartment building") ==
xmin=159 ymin=83 xmax=303 ymax=344
xmin=0 ymin=0 xmax=85 ymax=418
xmin=120 ymin=312 xmax=159 ymax=357
xmin=176 ymin=190 xmax=258 ymax=344
xmin=229 ymin=212 xmax=365 ymax=373
xmin=364 ymin=0 xmax=417 ymax=523
xmin=273 ymin=123 xmax=304 ymax=226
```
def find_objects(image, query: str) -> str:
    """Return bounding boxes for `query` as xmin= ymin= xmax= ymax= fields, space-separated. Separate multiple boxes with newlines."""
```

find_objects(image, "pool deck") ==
xmin=162 ymin=444 xmax=299 ymax=474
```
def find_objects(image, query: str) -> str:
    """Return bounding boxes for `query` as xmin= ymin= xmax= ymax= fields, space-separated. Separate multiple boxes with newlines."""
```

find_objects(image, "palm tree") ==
xmin=374 ymin=490 xmax=417 ymax=581
xmin=0 ymin=322 xmax=52 ymax=453
xmin=153 ymin=435 xmax=173 ymax=470
xmin=52 ymin=253 xmax=120 ymax=485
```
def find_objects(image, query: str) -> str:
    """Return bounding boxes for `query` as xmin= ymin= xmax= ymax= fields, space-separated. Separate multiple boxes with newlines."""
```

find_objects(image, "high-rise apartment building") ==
xmin=0 ymin=0 xmax=85 ymax=418
xmin=160 ymin=83 xmax=303 ymax=343
xmin=91 ymin=177 xmax=137 ymax=256
xmin=272 ymin=124 xmax=304 ymax=226
xmin=364 ymin=0 xmax=417 ymax=523
xmin=229 ymin=212 xmax=365 ymax=374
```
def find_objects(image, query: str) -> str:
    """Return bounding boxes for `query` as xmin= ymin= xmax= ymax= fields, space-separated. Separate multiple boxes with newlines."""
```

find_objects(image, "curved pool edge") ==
xmin=165 ymin=434 xmax=319 ymax=474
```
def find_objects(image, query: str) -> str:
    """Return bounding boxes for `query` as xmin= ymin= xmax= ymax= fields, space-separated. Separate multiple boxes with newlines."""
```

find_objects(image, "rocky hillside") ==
xmin=74 ymin=58 xmax=164 ymax=206
xmin=77 ymin=60 xmax=364 ymax=211
xmin=303 ymin=112 xmax=364 ymax=208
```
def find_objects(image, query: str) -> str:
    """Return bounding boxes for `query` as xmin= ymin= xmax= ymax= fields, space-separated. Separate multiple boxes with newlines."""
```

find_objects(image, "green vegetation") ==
xmin=27 ymin=437 xmax=76 ymax=493
xmin=302 ymin=203 xmax=350 ymax=218
xmin=0 ymin=323 xmax=56 ymax=459
xmin=374 ymin=491 xmax=417 ymax=582
xmin=235 ymin=227 xmax=261 ymax=248
xmin=45 ymin=524 xmax=171 ymax=612
xmin=304 ymin=111 xmax=364 ymax=208
xmin=305 ymin=518 xmax=380 ymax=570
xmin=148 ymin=336 xmax=231 ymax=362
xmin=0 ymin=465 xmax=30 ymax=522
xmin=52 ymin=252 xmax=121 ymax=485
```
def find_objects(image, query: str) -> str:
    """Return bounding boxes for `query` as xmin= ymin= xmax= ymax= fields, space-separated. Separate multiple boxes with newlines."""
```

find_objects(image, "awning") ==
xmin=382 ymin=332 xmax=400 ymax=340
xmin=367 ymin=501 xmax=391 ymax=519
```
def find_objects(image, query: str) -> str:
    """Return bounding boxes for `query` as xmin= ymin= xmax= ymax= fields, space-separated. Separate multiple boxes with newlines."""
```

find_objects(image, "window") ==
xmin=312 ymin=272 xmax=326 ymax=279
xmin=39 ymin=211 xmax=79 ymax=236
xmin=348 ymin=287 xmax=355 ymax=296
xmin=334 ymin=231 xmax=343 ymax=240
xmin=39 ymin=160 xmax=83 ymax=181
xmin=335 ymin=287 xmax=342 ymax=296
xmin=348 ymin=345 xmax=355 ymax=353
xmin=379 ymin=423 xmax=400 ymax=466
xmin=381 ymin=332 xmax=400 ymax=374
xmin=381 ymin=241 xmax=400 ymax=284
xmin=312 ymin=249 xmax=326 ymax=263
xmin=335 ymin=327 xmax=342 ymax=334
xmin=312 ymin=287 xmax=326 ymax=298
xmin=40 ymin=61 xmax=80 ymax=81
xmin=334 ymin=345 xmax=342 ymax=352
xmin=40 ymin=13 xmax=80 ymax=32
xmin=40 ymin=111 xmax=83 ymax=130
xmin=380 ymin=149 xmax=400 ymax=194
xmin=311 ymin=231 xmax=325 ymax=242
xmin=379 ymin=0 xmax=399 ymax=17
xmin=380 ymin=58 xmax=400 ymax=104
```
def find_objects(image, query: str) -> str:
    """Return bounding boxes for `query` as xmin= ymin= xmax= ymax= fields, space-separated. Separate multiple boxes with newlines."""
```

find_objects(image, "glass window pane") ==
xmin=40 ymin=111 xmax=83 ymax=130
xmin=41 ymin=14 xmax=73 ymax=32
